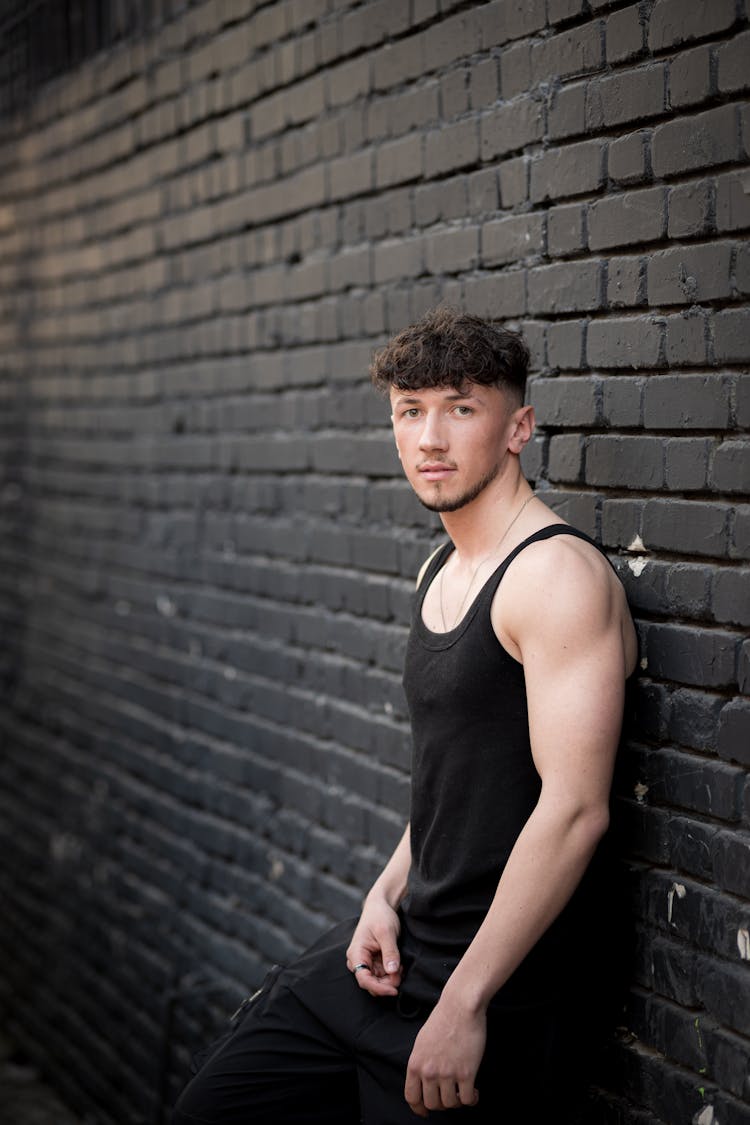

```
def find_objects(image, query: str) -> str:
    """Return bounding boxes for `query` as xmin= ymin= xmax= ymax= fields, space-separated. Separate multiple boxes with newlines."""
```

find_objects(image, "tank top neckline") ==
xmin=415 ymin=523 xmax=605 ymax=651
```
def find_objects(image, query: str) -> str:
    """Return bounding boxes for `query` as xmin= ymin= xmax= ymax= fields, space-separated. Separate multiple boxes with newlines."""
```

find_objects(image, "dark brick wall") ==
xmin=0 ymin=2 xmax=748 ymax=1122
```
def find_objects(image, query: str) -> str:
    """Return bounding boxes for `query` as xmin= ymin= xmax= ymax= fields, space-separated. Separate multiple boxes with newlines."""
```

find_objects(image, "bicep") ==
xmin=525 ymin=631 xmax=626 ymax=806
xmin=518 ymin=580 xmax=627 ymax=807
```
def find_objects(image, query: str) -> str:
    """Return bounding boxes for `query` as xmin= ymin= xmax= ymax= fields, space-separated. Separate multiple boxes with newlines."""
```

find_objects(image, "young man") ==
xmin=173 ymin=308 xmax=637 ymax=1123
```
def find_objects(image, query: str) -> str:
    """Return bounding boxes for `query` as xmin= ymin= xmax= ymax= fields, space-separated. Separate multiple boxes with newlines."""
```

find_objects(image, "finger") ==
xmin=404 ymin=1071 xmax=428 ymax=1118
xmin=458 ymin=1079 xmax=479 ymax=1107
xmin=352 ymin=967 xmax=398 ymax=996
xmin=379 ymin=941 xmax=400 ymax=976
xmin=421 ymin=1078 xmax=443 ymax=1112
xmin=438 ymin=1079 xmax=461 ymax=1110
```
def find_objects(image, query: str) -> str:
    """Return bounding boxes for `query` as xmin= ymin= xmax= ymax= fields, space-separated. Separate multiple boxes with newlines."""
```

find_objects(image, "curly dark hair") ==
xmin=370 ymin=307 xmax=529 ymax=401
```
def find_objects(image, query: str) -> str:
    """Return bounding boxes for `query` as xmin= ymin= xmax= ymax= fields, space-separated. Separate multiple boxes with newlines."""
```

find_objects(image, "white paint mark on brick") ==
xmin=694 ymin=1105 xmax=716 ymax=1125
xmin=667 ymin=881 xmax=686 ymax=924
xmin=738 ymin=928 xmax=750 ymax=960
xmin=634 ymin=782 xmax=649 ymax=803
xmin=157 ymin=594 xmax=177 ymax=617
xmin=269 ymin=858 xmax=285 ymax=881
xmin=628 ymin=556 xmax=648 ymax=576
xmin=640 ymin=656 xmax=648 ymax=670
xmin=627 ymin=534 xmax=646 ymax=552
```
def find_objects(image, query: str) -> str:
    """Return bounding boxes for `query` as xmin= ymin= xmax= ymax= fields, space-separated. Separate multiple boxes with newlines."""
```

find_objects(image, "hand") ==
xmin=346 ymin=894 xmax=402 ymax=997
xmin=404 ymin=997 xmax=485 ymax=1116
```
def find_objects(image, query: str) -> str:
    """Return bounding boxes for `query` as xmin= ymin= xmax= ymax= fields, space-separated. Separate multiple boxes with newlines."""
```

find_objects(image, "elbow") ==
xmin=579 ymin=802 xmax=610 ymax=849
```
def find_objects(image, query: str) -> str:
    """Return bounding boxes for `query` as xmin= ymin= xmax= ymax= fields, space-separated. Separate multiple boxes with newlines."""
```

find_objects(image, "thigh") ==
xmin=173 ymin=962 xmax=360 ymax=1125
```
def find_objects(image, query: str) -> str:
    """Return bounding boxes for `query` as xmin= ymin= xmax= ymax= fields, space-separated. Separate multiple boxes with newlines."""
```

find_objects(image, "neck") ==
xmin=440 ymin=467 xmax=533 ymax=564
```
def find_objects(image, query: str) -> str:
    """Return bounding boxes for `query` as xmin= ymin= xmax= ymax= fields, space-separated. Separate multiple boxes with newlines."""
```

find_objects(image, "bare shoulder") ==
xmin=493 ymin=530 xmax=637 ymax=670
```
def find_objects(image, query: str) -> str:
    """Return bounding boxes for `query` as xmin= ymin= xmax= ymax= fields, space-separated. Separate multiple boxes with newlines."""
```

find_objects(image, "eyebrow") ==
xmin=393 ymin=390 xmax=479 ymax=405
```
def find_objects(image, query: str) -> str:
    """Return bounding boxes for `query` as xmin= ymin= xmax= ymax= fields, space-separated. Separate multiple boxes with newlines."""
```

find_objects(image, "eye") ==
xmin=402 ymin=407 xmax=421 ymax=418
xmin=452 ymin=404 xmax=473 ymax=416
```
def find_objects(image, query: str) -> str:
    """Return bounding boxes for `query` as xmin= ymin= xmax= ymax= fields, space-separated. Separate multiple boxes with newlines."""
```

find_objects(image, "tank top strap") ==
xmin=477 ymin=524 xmax=612 ymax=608
xmin=416 ymin=540 xmax=454 ymax=601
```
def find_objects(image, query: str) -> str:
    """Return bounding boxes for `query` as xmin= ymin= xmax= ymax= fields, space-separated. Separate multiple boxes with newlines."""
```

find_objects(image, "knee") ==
xmin=171 ymin=1082 xmax=214 ymax=1125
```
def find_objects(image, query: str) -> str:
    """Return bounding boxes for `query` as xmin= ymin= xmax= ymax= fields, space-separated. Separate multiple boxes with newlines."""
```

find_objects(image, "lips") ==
xmin=418 ymin=462 xmax=456 ymax=481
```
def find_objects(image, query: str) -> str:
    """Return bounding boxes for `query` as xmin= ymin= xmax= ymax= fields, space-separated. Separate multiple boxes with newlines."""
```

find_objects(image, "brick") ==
xmin=376 ymin=135 xmax=422 ymax=188
xmin=644 ymin=374 xmax=731 ymax=429
xmin=711 ymin=441 xmax=750 ymax=494
xmin=669 ymin=44 xmax=712 ymax=108
xmin=373 ymin=237 xmax=424 ymax=283
xmin=647 ymin=242 xmax=733 ymax=305
xmin=717 ymin=29 xmax=750 ymax=93
xmin=602 ymin=376 xmax=644 ymax=426
xmin=424 ymin=225 xmax=479 ymax=274
xmin=664 ymin=437 xmax=712 ymax=490
xmin=479 ymin=96 xmax=543 ymax=160
xmin=608 ymin=256 xmax=645 ymax=307
xmin=548 ymin=433 xmax=586 ymax=481
xmin=478 ymin=0 xmax=547 ymax=48
xmin=713 ymin=308 xmax=750 ymax=363
xmin=589 ymin=187 xmax=666 ymax=250
xmin=652 ymin=104 xmax=740 ymax=178
xmin=530 ymin=139 xmax=605 ymax=202
xmin=667 ymin=180 xmax=714 ymax=238
xmin=587 ymin=65 xmax=666 ymax=129
xmin=740 ymin=640 xmax=750 ymax=692
xmin=529 ymin=376 xmax=600 ymax=425
xmin=499 ymin=40 xmax=532 ymax=98
xmin=649 ymin=0 xmax=736 ymax=51
xmin=643 ymin=499 xmax=730 ymax=557
xmin=425 ymin=118 xmax=479 ymax=176
xmin=546 ymin=320 xmax=586 ymax=370
xmin=605 ymin=4 xmax=645 ymax=64
xmin=469 ymin=57 xmax=500 ymax=110
xmin=699 ymin=961 xmax=750 ymax=1037
xmin=548 ymin=0 xmax=586 ymax=22
xmin=499 ymin=157 xmax=528 ymax=205
xmin=373 ymin=36 xmax=425 ymax=91
xmin=547 ymin=203 xmax=586 ymax=256
xmin=642 ymin=622 xmax=738 ymax=688
xmin=467 ymin=168 xmax=499 ymax=215
xmin=531 ymin=22 xmax=604 ymax=83
xmin=734 ymin=240 xmax=750 ymax=296
xmin=528 ymin=260 xmax=603 ymax=314
xmin=482 ymin=213 xmax=543 ymax=265
xmin=712 ymin=569 xmax=750 ymax=627
xmin=669 ymin=688 xmax=727 ymax=752
xmin=462 ymin=271 xmax=527 ymax=318
xmin=439 ymin=68 xmax=470 ymax=118
xmin=609 ymin=130 xmax=649 ymax=185
xmin=737 ymin=374 xmax=750 ymax=428
xmin=547 ymin=81 xmax=586 ymax=140
xmin=424 ymin=9 xmax=482 ymax=70
xmin=587 ymin=316 xmax=664 ymax=369
xmin=587 ymin=433 xmax=665 ymax=488
xmin=665 ymin=311 xmax=709 ymax=367
xmin=733 ymin=504 xmax=750 ymax=560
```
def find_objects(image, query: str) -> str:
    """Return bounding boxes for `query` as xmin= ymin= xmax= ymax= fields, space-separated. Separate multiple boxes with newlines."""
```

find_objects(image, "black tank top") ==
xmin=399 ymin=524 xmax=619 ymax=1008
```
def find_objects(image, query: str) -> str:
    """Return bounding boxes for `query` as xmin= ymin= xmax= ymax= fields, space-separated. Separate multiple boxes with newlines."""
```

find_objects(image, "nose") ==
xmin=418 ymin=409 xmax=448 ymax=452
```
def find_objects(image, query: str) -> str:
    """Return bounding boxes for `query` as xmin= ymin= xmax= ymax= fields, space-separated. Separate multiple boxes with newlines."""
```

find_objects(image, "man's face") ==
xmin=389 ymin=383 xmax=523 ymax=513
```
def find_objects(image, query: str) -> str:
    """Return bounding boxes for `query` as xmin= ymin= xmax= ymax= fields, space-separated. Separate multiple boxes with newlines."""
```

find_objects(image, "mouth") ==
xmin=418 ymin=462 xmax=457 ymax=482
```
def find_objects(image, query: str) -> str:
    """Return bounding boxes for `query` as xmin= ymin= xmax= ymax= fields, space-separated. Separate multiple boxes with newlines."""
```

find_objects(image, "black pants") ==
xmin=172 ymin=920 xmax=587 ymax=1124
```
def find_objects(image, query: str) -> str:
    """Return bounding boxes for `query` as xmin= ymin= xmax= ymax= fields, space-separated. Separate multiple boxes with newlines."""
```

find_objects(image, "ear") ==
xmin=507 ymin=405 xmax=535 ymax=454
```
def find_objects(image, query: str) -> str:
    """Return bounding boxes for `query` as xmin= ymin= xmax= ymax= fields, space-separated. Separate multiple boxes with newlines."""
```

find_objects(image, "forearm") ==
xmin=366 ymin=823 xmax=411 ymax=909
xmin=442 ymin=797 xmax=608 ymax=1014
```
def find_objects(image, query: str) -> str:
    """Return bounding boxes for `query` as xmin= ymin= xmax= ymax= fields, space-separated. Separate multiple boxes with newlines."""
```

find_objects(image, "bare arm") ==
xmin=346 ymin=824 xmax=411 ymax=997
xmin=404 ymin=541 xmax=631 ymax=1115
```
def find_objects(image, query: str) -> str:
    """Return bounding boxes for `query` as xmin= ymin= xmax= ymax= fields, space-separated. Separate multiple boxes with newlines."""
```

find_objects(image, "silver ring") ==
xmin=352 ymin=963 xmax=369 ymax=974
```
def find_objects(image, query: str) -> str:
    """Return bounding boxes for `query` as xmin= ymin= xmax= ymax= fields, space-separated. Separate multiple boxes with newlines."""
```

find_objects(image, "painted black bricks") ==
xmin=0 ymin=2 xmax=748 ymax=1123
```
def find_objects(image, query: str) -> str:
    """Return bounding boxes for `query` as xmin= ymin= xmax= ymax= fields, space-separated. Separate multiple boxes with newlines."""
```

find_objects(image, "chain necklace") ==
xmin=438 ymin=493 xmax=538 ymax=631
